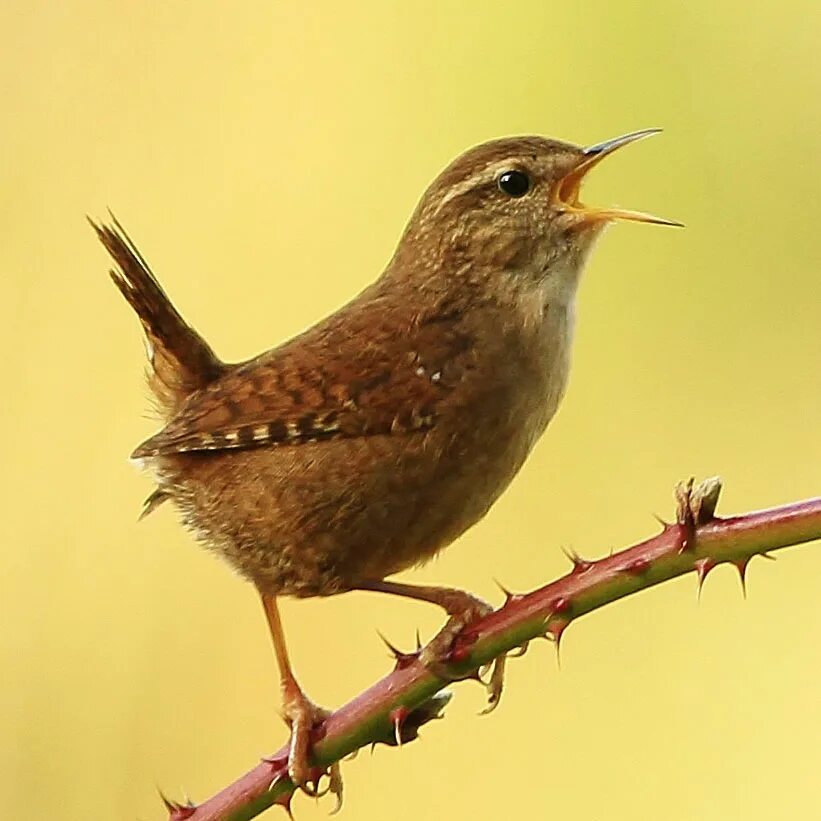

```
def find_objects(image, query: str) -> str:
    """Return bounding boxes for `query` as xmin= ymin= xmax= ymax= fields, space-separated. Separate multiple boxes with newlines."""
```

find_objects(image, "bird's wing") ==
xmin=132 ymin=296 xmax=475 ymax=458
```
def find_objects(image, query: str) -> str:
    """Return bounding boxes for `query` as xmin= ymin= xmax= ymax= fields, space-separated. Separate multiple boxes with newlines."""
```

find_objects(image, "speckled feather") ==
xmin=131 ymin=294 xmax=473 ymax=458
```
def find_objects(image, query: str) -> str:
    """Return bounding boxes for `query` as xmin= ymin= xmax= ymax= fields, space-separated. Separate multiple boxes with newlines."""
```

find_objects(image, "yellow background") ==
xmin=2 ymin=2 xmax=820 ymax=819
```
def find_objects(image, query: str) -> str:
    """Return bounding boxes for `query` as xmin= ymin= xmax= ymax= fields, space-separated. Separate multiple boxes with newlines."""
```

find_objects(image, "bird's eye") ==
xmin=497 ymin=170 xmax=531 ymax=198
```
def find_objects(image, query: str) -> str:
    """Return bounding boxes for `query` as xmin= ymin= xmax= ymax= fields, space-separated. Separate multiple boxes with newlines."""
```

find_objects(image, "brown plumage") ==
xmin=92 ymin=216 xmax=225 ymax=415
xmin=96 ymin=130 xmax=674 ymax=796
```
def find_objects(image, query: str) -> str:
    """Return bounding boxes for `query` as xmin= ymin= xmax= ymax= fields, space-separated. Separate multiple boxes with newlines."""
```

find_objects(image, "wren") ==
xmin=92 ymin=128 xmax=678 ymax=799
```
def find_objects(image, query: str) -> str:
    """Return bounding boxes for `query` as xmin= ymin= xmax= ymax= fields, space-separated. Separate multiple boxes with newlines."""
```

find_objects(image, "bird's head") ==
xmin=390 ymin=129 xmax=680 ymax=305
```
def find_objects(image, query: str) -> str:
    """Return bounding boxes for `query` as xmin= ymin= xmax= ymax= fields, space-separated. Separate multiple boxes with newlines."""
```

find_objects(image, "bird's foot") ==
xmin=418 ymin=590 xmax=505 ymax=711
xmin=280 ymin=680 xmax=343 ymax=810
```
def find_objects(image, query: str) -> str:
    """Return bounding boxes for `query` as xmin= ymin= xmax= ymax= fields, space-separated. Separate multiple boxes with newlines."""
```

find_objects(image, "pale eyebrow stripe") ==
xmin=434 ymin=159 xmax=525 ymax=214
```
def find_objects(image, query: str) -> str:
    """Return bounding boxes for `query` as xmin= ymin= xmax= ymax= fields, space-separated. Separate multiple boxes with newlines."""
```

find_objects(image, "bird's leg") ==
xmin=259 ymin=592 xmax=342 ymax=803
xmin=357 ymin=580 xmax=505 ymax=709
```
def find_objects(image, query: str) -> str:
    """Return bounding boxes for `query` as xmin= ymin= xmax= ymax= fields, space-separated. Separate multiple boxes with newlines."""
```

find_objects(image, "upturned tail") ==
xmin=90 ymin=214 xmax=225 ymax=416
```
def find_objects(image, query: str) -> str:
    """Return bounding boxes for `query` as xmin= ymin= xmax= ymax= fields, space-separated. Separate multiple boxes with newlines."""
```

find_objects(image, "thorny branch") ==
xmin=161 ymin=479 xmax=821 ymax=821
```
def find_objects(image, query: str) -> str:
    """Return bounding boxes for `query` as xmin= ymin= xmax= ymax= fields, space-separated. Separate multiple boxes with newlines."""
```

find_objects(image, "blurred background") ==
xmin=2 ymin=2 xmax=820 ymax=819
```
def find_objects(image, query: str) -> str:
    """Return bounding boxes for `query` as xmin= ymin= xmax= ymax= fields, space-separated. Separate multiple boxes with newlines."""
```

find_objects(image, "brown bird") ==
xmin=92 ymin=128 xmax=677 ymax=798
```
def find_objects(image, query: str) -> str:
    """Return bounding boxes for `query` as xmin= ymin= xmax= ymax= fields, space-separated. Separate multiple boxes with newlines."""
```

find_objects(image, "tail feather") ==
xmin=91 ymin=214 xmax=224 ymax=416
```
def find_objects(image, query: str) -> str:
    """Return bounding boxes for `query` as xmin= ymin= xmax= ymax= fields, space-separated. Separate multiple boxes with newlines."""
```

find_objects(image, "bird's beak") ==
xmin=552 ymin=128 xmax=683 ymax=227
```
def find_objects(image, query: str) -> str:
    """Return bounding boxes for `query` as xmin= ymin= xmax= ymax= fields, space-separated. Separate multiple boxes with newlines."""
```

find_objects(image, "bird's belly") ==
xmin=159 ymin=407 xmax=539 ymax=598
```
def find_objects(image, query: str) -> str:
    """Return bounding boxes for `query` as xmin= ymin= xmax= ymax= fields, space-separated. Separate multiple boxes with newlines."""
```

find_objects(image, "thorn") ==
xmin=273 ymin=790 xmax=295 ymax=820
xmin=343 ymin=748 xmax=360 ymax=762
xmin=734 ymin=558 xmax=750 ymax=598
xmin=651 ymin=512 xmax=670 ymax=530
xmin=159 ymin=790 xmax=196 ymax=820
xmin=493 ymin=578 xmax=519 ymax=603
xmin=760 ymin=551 xmax=776 ymax=561
xmin=415 ymin=628 xmax=422 ymax=652
xmin=376 ymin=630 xmax=418 ymax=670
xmin=562 ymin=546 xmax=594 ymax=574
xmin=694 ymin=558 xmax=717 ymax=599
xmin=376 ymin=629 xmax=403 ymax=657
xmin=389 ymin=706 xmax=410 ymax=747
xmin=159 ymin=792 xmax=175 ymax=814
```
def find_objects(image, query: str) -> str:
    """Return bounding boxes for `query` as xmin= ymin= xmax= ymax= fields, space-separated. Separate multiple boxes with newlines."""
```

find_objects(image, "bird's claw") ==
xmin=280 ymin=684 xmax=344 ymax=809
xmin=478 ymin=653 xmax=506 ymax=715
xmin=417 ymin=591 xmax=509 ymax=712
xmin=418 ymin=593 xmax=492 ymax=673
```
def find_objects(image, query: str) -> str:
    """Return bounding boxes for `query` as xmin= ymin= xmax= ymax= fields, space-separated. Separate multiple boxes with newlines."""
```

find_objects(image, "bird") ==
xmin=91 ymin=127 xmax=678 ymax=800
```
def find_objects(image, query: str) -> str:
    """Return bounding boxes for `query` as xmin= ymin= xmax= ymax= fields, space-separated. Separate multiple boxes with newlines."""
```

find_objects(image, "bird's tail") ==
xmin=90 ymin=215 xmax=224 ymax=416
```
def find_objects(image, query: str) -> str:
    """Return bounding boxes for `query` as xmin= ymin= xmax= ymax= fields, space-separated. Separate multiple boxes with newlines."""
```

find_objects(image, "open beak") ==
xmin=552 ymin=128 xmax=683 ymax=227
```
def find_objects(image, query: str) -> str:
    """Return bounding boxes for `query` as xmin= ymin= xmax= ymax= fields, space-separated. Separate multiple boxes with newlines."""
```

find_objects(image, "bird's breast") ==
xmin=503 ymin=290 xmax=576 ymax=451
xmin=427 ymin=294 xmax=576 ymax=537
